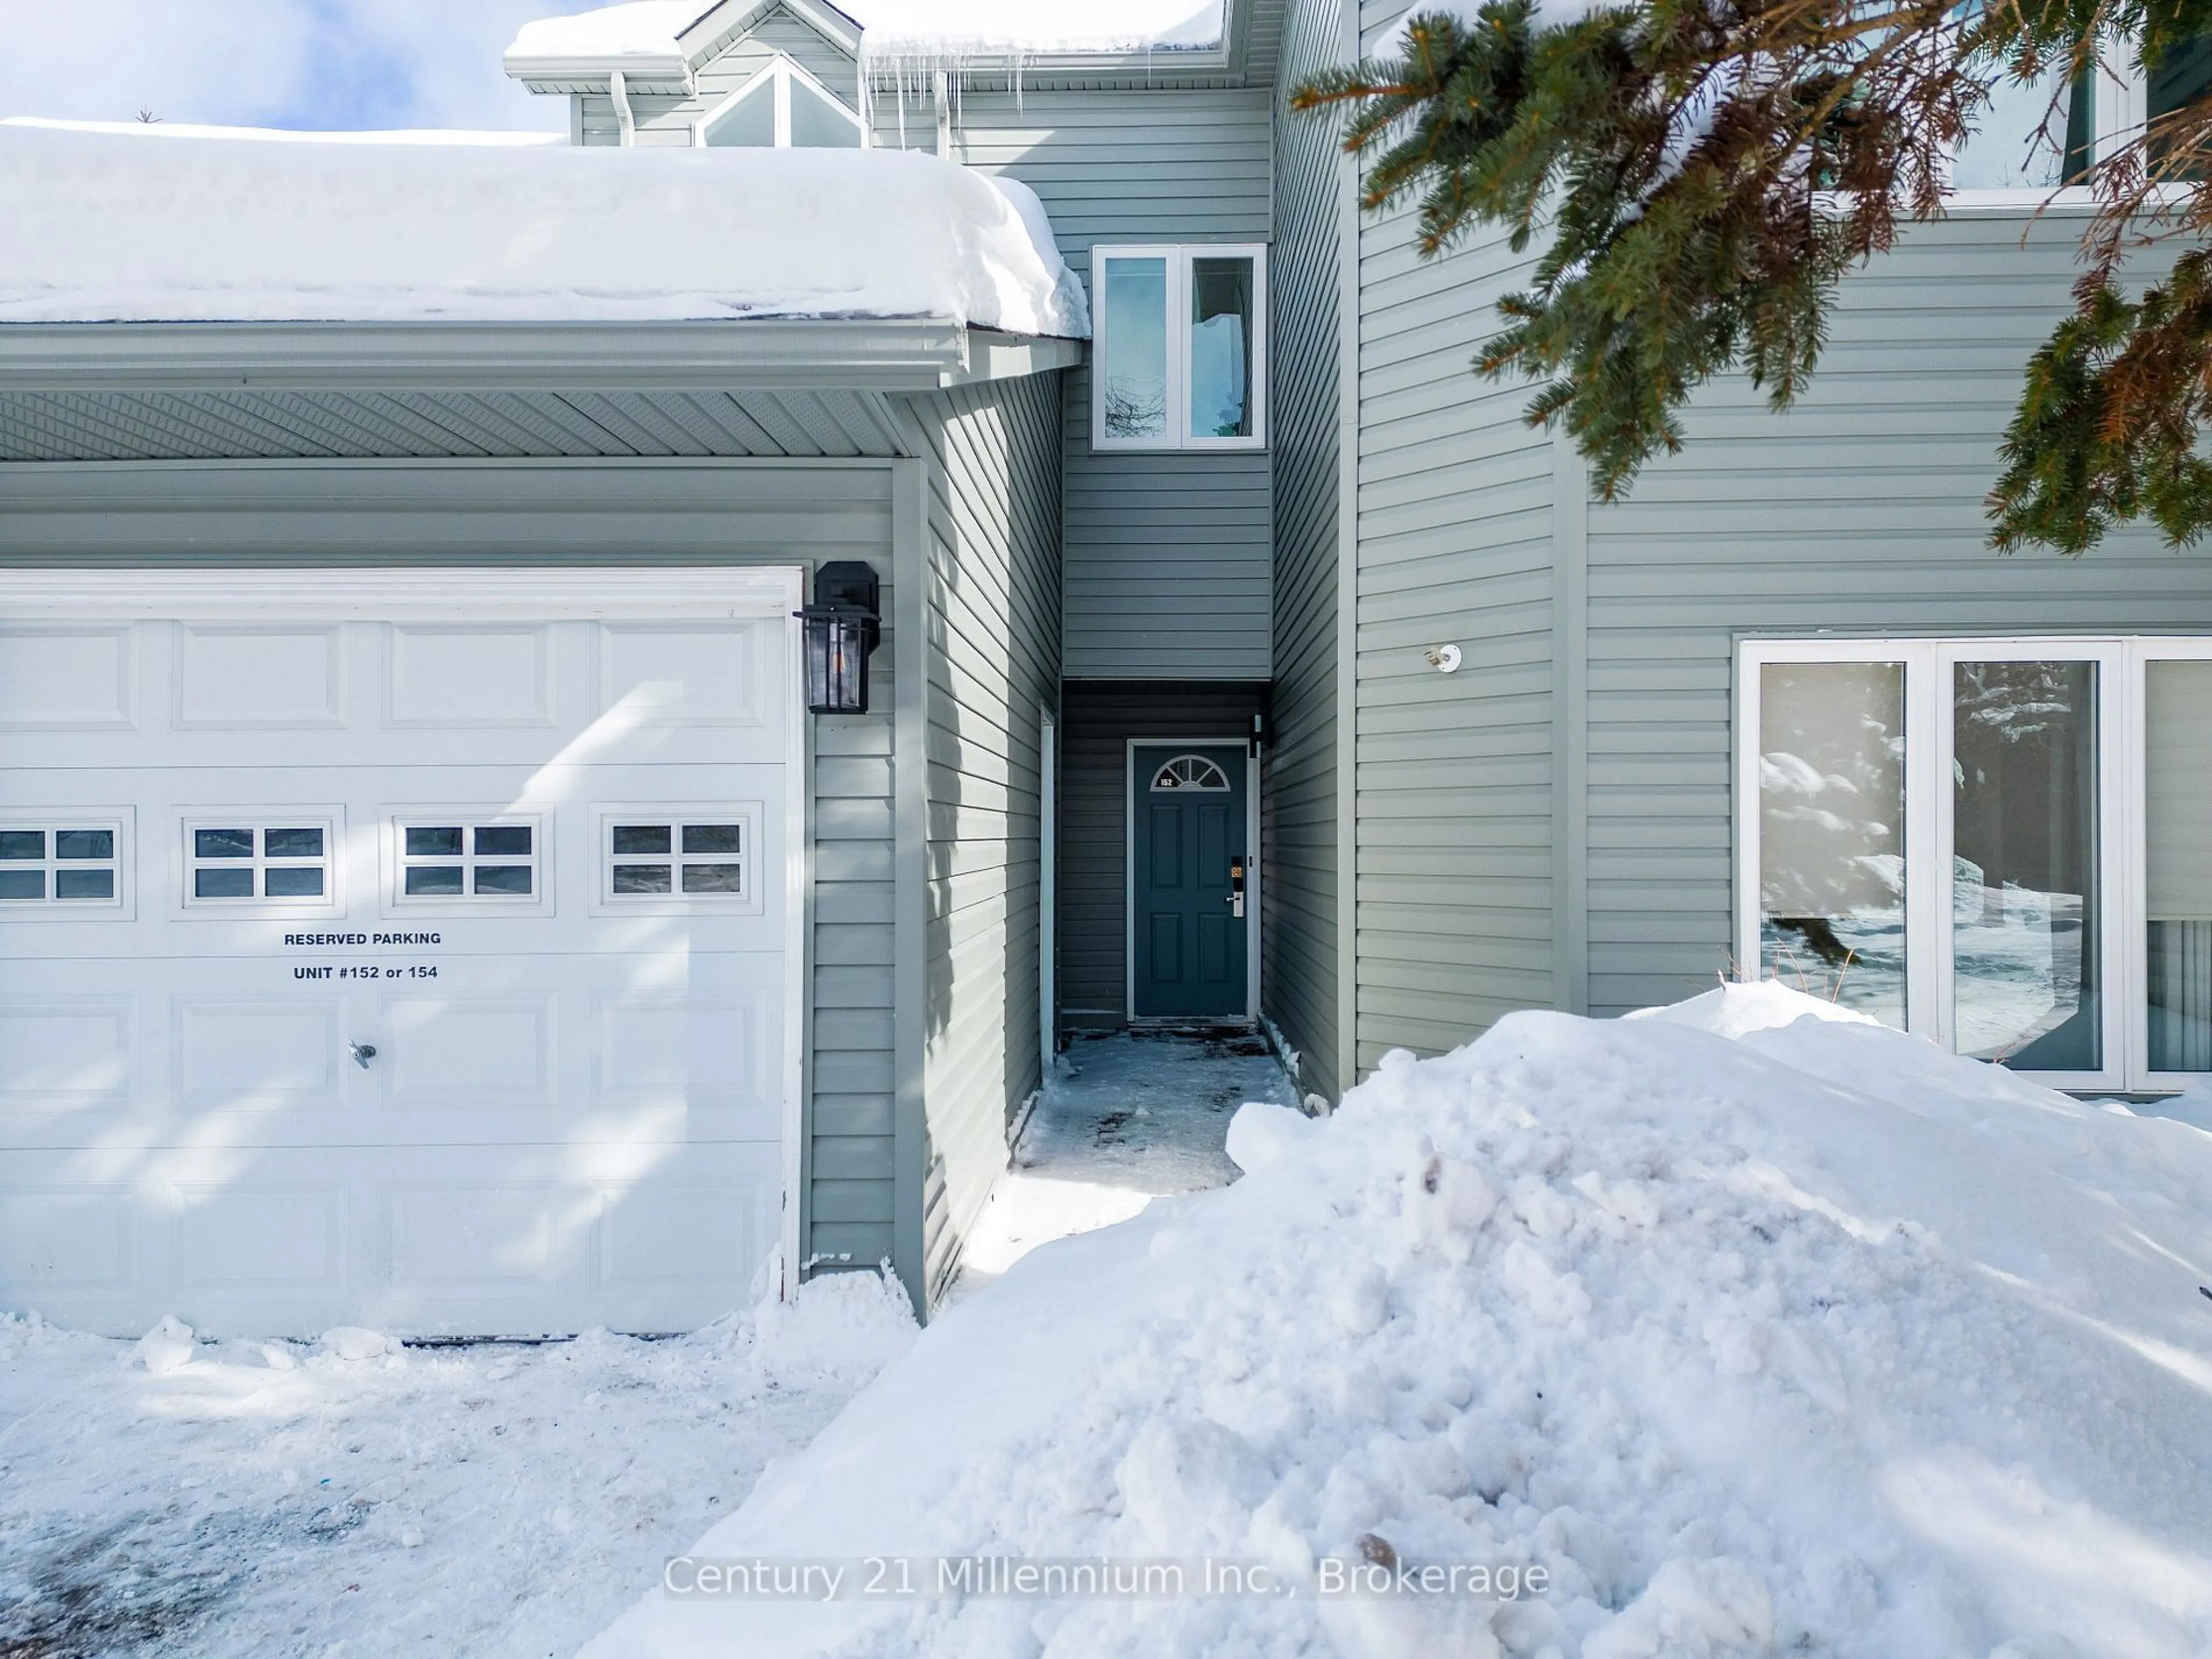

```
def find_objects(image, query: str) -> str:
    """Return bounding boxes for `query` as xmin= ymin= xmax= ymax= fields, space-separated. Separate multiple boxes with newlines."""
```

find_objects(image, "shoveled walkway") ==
xmin=945 ymin=1027 xmax=1302 ymax=1303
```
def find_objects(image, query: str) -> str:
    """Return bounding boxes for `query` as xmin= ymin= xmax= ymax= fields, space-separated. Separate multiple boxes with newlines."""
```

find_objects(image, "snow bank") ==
xmin=0 ymin=122 xmax=1086 ymax=335
xmin=508 ymin=1 xmax=1223 ymax=62
xmin=585 ymin=986 xmax=2212 ymax=1659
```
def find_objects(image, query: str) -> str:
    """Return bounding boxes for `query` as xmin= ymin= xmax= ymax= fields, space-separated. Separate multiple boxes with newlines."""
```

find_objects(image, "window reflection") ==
xmin=1759 ymin=662 xmax=1908 ymax=1027
xmin=1952 ymin=660 xmax=2100 ymax=1069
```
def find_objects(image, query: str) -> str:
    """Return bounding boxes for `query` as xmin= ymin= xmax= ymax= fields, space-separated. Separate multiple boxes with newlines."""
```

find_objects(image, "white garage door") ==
xmin=0 ymin=568 xmax=803 ymax=1338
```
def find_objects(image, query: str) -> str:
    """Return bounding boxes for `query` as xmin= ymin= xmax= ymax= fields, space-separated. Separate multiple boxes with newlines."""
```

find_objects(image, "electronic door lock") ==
xmin=1229 ymin=859 xmax=1246 ymax=920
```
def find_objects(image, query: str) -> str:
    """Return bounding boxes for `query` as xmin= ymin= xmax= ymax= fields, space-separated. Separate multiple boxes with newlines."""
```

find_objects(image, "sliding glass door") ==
xmin=1946 ymin=656 xmax=2104 ymax=1073
xmin=1742 ymin=639 xmax=2135 ymax=1089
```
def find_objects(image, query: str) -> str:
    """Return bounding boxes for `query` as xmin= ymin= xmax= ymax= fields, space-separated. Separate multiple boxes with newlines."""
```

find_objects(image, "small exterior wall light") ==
xmin=796 ymin=560 xmax=882 ymax=715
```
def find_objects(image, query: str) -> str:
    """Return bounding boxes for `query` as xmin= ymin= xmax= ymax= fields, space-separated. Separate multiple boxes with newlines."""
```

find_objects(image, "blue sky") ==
xmin=0 ymin=0 xmax=617 ymax=132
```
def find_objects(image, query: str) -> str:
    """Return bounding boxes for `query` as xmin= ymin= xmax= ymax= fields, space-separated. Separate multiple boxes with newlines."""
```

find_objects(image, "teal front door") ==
xmin=1131 ymin=743 xmax=1249 ymax=1019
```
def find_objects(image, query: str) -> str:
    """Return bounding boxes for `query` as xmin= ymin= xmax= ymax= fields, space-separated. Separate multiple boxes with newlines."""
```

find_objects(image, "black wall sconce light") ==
xmin=796 ymin=560 xmax=882 ymax=715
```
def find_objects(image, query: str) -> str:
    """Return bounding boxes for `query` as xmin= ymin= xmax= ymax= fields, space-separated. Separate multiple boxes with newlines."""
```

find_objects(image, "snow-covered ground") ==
xmin=0 ymin=1273 xmax=914 ymax=1657
xmin=590 ymin=984 xmax=2212 ymax=1659
xmin=950 ymin=1029 xmax=1300 ymax=1301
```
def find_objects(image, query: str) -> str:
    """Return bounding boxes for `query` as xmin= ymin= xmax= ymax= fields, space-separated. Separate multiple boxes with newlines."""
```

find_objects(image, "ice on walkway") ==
xmin=949 ymin=1028 xmax=1300 ymax=1300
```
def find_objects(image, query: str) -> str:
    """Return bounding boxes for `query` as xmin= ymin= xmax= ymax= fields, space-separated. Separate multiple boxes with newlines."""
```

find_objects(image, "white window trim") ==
xmin=1737 ymin=636 xmax=2212 ymax=1092
xmin=591 ymin=803 xmax=764 ymax=915
xmin=0 ymin=812 xmax=132 ymax=918
xmin=1941 ymin=33 xmax=2147 ymax=202
xmin=692 ymin=53 xmax=866 ymax=149
xmin=1090 ymin=244 xmax=1268 ymax=453
xmin=178 ymin=810 xmax=344 ymax=918
xmin=385 ymin=809 xmax=551 ymax=914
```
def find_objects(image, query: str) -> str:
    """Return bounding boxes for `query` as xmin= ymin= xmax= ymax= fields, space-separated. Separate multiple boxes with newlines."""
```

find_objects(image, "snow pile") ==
xmin=507 ymin=1 xmax=1223 ymax=62
xmin=0 ymin=1270 xmax=914 ymax=1657
xmin=0 ymin=121 xmax=1087 ymax=335
xmin=587 ymin=984 xmax=2212 ymax=1659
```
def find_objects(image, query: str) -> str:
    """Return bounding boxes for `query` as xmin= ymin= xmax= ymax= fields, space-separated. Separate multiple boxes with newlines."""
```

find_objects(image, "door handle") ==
xmin=349 ymin=1042 xmax=377 ymax=1070
xmin=1229 ymin=859 xmax=1245 ymax=920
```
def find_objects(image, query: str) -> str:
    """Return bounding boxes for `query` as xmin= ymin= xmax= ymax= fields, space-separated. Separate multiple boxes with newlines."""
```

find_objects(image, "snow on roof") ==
xmin=6 ymin=116 xmax=565 ymax=148
xmin=505 ymin=0 xmax=1223 ymax=70
xmin=585 ymin=980 xmax=2212 ymax=1658
xmin=0 ymin=120 xmax=1088 ymax=336
xmin=505 ymin=1 xmax=700 ymax=74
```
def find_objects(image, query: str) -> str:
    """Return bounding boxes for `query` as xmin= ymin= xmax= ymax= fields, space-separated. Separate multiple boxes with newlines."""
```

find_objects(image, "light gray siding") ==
xmin=1349 ymin=0 xmax=1562 ymax=1073
xmin=899 ymin=373 xmax=1063 ymax=1304
xmin=1058 ymin=680 xmax=1268 ymax=1028
xmin=578 ymin=6 xmax=863 ymax=147
xmin=1260 ymin=0 xmax=1346 ymax=1100
xmin=1578 ymin=210 xmax=2212 ymax=1016
xmin=0 ymin=458 xmax=902 ymax=1278
xmin=930 ymin=88 xmax=1278 ymax=681
xmin=562 ymin=16 xmax=1278 ymax=679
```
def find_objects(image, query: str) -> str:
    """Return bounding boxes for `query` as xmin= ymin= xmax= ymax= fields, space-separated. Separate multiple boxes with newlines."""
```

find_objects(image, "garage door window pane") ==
xmin=613 ymin=825 xmax=672 ymax=855
xmin=407 ymin=827 xmax=463 ymax=857
xmin=54 ymin=869 xmax=113 ymax=900
xmin=474 ymin=866 xmax=533 ymax=895
xmin=263 ymin=866 xmax=324 ymax=898
xmin=474 ymin=827 xmax=532 ymax=857
xmin=0 ymin=831 xmax=43 ymax=861
xmin=683 ymin=824 xmax=741 ymax=854
xmin=195 ymin=868 xmax=254 ymax=899
xmin=613 ymin=864 xmax=673 ymax=895
xmin=196 ymin=828 xmax=253 ymax=859
xmin=54 ymin=830 xmax=112 ymax=860
xmin=264 ymin=828 xmax=324 ymax=860
xmin=406 ymin=866 xmax=465 ymax=896
xmin=0 ymin=870 xmax=43 ymax=900
xmin=1952 ymin=660 xmax=2101 ymax=1070
xmin=682 ymin=864 xmax=744 ymax=893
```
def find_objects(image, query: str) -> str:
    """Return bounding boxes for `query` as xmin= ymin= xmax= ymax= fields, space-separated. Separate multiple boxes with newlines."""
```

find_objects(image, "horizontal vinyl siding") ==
xmin=1059 ymin=680 xmax=1268 ymax=1027
xmin=1351 ymin=26 xmax=1558 ymax=1074
xmin=579 ymin=7 xmax=862 ymax=147
xmin=0 ymin=458 xmax=902 ymax=1271
xmin=905 ymin=373 xmax=1062 ymax=1304
xmin=1581 ymin=211 xmax=2212 ymax=1014
xmin=930 ymin=88 xmax=1276 ymax=681
xmin=1262 ymin=0 xmax=1345 ymax=1100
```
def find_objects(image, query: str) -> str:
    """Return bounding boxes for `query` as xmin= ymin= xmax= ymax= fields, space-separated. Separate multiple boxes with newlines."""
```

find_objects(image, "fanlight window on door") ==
xmin=1150 ymin=755 xmax=1231 ymax=793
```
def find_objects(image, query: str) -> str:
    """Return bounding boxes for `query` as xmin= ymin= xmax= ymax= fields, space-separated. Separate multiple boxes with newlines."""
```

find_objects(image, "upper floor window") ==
xmin=1091 ymin=245 xmax=1267 ymax=452
xmin=697 ymin=55 xmax=863 ymax=149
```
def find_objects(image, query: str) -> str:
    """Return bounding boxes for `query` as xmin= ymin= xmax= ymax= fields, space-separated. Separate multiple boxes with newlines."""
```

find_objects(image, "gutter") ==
xmin=0 ymin=319 xmax=978 ymax=393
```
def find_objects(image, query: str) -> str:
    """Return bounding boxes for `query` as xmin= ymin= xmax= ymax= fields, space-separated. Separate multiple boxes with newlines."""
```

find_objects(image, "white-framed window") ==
xmin=181 ymin=814 xmax=341 ymax=914
xmin=1090 ymin=244 xmax=1267 ymax=452
xmin=593 ymin=805 xmax=762 ymax=912
xmin=0 ymin=816 xmax=129 ymax=913
xmin=1941 ymin=22 xmax=2197 ymax=197
xmin=388 ymin=813 xmax=547 ymax=910
xmin=1738 ymin=637 xmax=2212 ymax=1091
xmin=695 ymin=54 xmax=864 ymax=149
